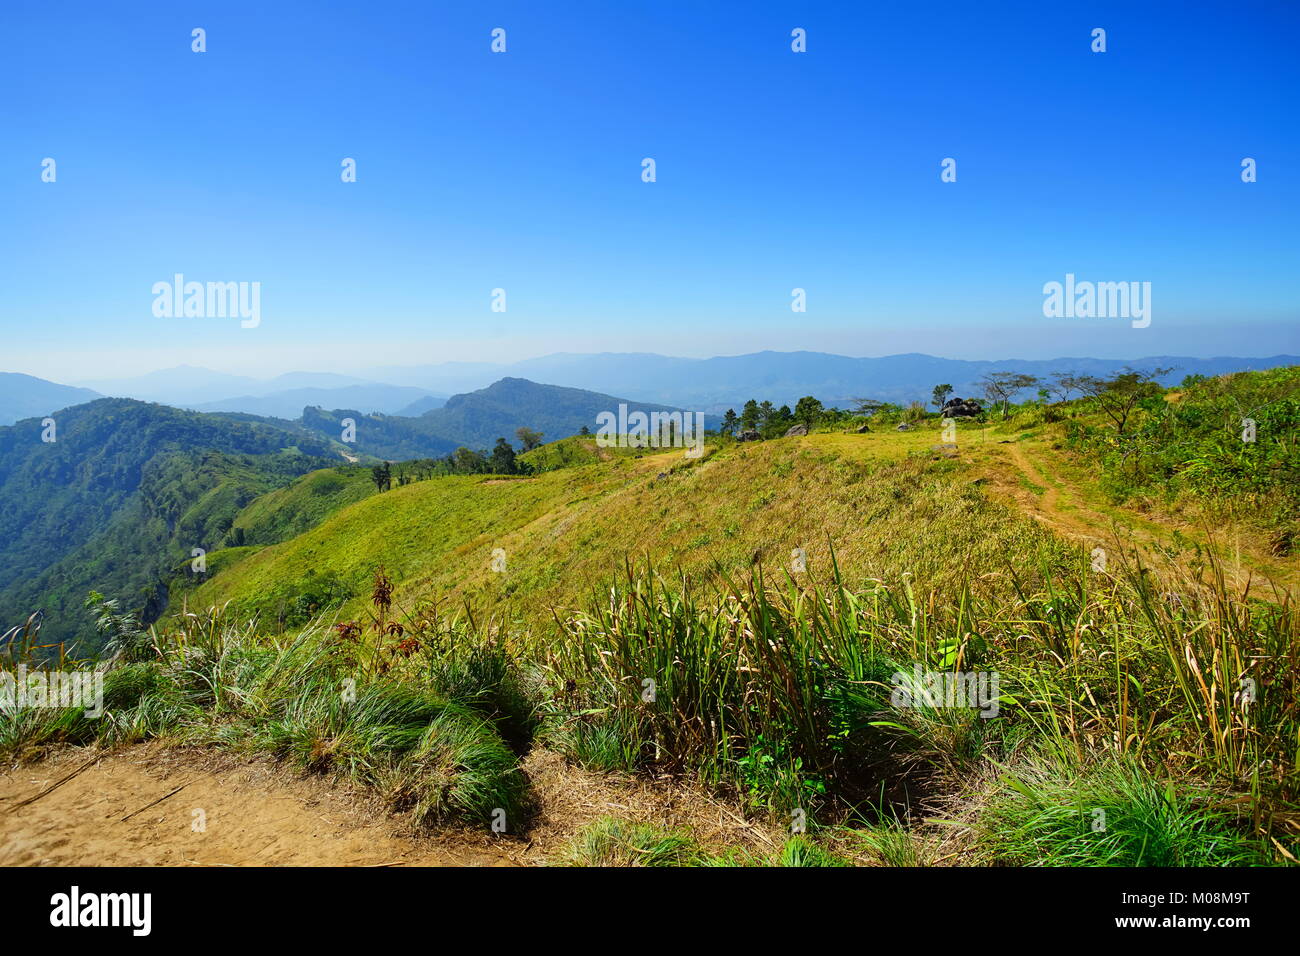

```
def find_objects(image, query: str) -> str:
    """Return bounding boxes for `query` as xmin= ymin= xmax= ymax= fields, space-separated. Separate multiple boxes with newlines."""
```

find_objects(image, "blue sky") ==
xmin=2 ymin=0 xmax=1297 ymax=381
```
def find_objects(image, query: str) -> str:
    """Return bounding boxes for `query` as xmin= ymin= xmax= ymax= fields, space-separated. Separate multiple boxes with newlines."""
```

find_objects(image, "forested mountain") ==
xmin=0 ymin=399 xmax=338 ymax=653
xmin=414 ymin=377 xmax=688 ymax=450
xmin=300 ymin=406 xmax=460 ymax=460
xmin=300 ymin=377 xmax=688 ymax=459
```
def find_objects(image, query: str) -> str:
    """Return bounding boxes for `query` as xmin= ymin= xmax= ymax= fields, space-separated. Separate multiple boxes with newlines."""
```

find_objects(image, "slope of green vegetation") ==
xmin=227 ymin=464 xmax=379 ymax=547
xmin=5 ymin=528 xmax=1291 ymax=863
xmin=0 ymin=399 xmax=339 ymax=653
xmin=517 ymin=433 xmax=667 ymax=472
xmin=1061 ymin=366 xmax=1300 ymax=547
xmin=186 ymin=434 xmax=1067 ymax=635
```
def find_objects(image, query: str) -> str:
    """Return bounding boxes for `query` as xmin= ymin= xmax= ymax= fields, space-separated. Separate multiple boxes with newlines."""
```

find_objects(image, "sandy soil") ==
xmin=0 ymin=745 xmax=518 ymax=867
xmin=0 ymin=744 xmax=785 ymax=867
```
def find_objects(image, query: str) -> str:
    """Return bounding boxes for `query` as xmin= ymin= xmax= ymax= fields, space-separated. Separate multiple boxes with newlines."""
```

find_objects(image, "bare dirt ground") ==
xmin=0 ymin=744 xmax=518 ymax=867
xmin=0 ymin=744 xmax=783 ymax=867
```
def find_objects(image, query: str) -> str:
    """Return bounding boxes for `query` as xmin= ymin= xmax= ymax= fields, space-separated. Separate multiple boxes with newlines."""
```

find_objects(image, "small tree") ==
xmin=370 ymin=462 xmax=392 ymax=492
xmin=1076 ymin=367 xmax=1172 ymax=435
xmin=932 ymin=384 xmax=953 ymax=410
xmin=453 ymin=447 xmax=488 ymax=473
xmin=490 ymin=437 xmax=518 ymax=474
xmin=851 ymin=397 xmax=887 ymax=417
xmin=794 ymin=396 xmax=824 ymax=429
xmin=720 ymin=408 xmax=738 ymax=436
xmin=515 ymin=427 xmax=544 ymax=451
xmin=1050 ymin=372 xmax=1088 ymax=403
xmin=739 ymin=399 xmax=761 ymax=431
xmin=978 ymin=372 xmax=1040 ymax=418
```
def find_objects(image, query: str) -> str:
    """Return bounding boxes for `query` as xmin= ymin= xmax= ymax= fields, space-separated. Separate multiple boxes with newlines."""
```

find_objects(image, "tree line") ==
xmin=368 ymin=426 xmax=547 ymax=490
xmin=713 ymin=368 xmax=1175 ymax=440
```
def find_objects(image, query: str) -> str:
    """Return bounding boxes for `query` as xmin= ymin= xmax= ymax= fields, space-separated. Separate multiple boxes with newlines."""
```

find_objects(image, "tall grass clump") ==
xmin=979 ymin=756 xmax=1271 ymax=866
xmin=542 ymin=540 xmax=1299 ymax=857
xmin=543 ymin=560 xmax=931 ymax=817
xmin=413 ymin=608 xmax=542 ymax=752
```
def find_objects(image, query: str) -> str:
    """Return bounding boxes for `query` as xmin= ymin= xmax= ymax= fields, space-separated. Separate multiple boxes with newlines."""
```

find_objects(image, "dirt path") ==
xmin=0 ymin=744 xmax=784 ymax=867
xmin=991 ymin=438 xmax=1297 ymax=593
xmin=0 ymin=745 xmax=519 ymax=867
xmin=1002 ymin=442 xmax=1076 ymax=537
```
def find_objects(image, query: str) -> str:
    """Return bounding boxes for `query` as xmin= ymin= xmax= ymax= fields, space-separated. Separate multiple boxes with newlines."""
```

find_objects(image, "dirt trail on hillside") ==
xmin=1002 ymin=443 xmax=1078 ymax=538
xmin=0 ymin=746 xmax=519 ymax=867
xmin=992 ymin=439 xmax=1297 ymax=593
xmin=0 ymin=744 xmax=784 ymax=867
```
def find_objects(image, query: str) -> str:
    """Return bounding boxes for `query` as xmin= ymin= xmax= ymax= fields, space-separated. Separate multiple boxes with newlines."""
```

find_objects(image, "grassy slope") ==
xmin=229 ymin=464 xmax=378 ymax=546
xmin=517 ymin=434 xmax=646 ymax=471
xmin=186 ymin=430 xmax=1073 ymax=632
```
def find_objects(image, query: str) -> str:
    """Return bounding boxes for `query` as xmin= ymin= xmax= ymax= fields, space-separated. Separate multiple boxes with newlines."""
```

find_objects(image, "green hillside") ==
xmin=226 ymin=464 xmax=379 ymax=547
xmin=185 ymin=432 xmax=1067 ymax=633
xmin=1062 ymin=364 xmax=1300 ymax=541
xmin=0 ymin=399 xmax=339 ymax=653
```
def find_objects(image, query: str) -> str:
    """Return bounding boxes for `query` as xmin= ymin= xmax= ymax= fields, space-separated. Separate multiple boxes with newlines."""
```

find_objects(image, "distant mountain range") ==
xmin=71 ymin=366 xmax=447 ymax=418
xmin=76 ymin=367 xmax=375 ymax=405
xmin=360 ymin=351 xmax=1300 ymax=411
xmin=192 ymin=385 xmax=445 ymax=420
xmin=6 ymin=351 xmax=1297 ymax=428
xmin=0 ymin=373 xmax=102 ymax=426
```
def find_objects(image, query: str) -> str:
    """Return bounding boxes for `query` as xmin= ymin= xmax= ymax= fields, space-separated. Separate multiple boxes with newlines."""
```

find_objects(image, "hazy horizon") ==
xmin=7 ymin=333 xmax=1300 ymax=387
xmin=2 ymin=341 xmax=1297 ymax=392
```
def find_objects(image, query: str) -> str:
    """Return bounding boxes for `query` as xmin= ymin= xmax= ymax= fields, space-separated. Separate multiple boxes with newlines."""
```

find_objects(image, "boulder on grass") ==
xmin=941 ymin=397 xmax=983 ymax=418
xmin=736 ymin=430 xmax=762 ymax=442
xmin=784 ymin=423 xmax=809 ymax=437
